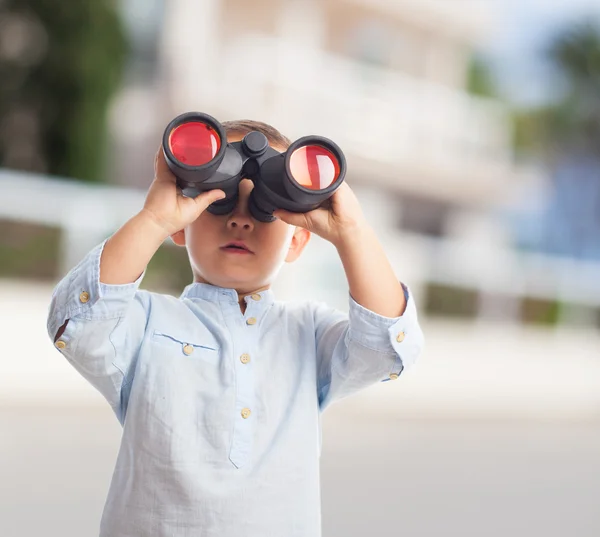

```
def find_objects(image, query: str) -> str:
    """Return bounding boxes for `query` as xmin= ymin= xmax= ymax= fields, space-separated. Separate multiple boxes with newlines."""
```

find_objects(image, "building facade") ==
xmin=105 ymin=0 xmax=600 ymax=327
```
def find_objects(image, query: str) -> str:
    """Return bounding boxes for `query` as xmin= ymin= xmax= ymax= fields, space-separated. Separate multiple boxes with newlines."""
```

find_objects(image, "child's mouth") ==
xmin=220 ymin=242 xmax=254 ymax=255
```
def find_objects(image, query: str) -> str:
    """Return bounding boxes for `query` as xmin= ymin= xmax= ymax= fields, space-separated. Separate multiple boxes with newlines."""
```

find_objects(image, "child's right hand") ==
xmin=140 ymin=145 xmax=226 ymax=237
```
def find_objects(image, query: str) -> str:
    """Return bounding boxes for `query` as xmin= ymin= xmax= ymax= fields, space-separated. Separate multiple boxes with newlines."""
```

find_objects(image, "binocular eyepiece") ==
xmin=162 ymin=112 xmax=346 ymax=222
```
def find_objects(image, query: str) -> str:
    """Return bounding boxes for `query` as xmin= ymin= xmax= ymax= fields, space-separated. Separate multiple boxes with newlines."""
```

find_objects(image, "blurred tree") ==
xmin=512 ymin=19 xmax=600 ymax=260
xmin=466 ymin=53 xmax=498 ymax=99
xmin=0 ymin=0 xmax=127 ymax=182
xmin=514 ymin=19 xmax=600 ymax=157
xmin=547 ymin=20 xmax=600 ymax=152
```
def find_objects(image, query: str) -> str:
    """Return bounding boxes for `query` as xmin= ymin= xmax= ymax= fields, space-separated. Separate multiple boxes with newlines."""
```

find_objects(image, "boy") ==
xmin=47 ymin=119 xmax=424 ymax=536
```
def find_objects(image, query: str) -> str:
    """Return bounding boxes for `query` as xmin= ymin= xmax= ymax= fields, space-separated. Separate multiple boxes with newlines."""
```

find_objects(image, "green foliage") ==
xmin=424 ymin=283 xmax=478 ymax=319
xmin=513 ymin=18 xmax=600 ymax=156
xmin=0 ymin=220 xmax=60 ymax=280
xmin=548 ymin=19 xmax=600 ymax=88
xmin=0 ymin=0 xmax=127 ymax=182
xmin=512 ymin=105 xmax=560 ymax=157
xmin=0 ymin=218 xmax=194 ymax=294
xmin=521 ymin=297 xmax=560 ymax=326
xmin=141 ymin=242 xmax=195 ymax=294
xmin=466 ymin=54 xmax=498 ymax=99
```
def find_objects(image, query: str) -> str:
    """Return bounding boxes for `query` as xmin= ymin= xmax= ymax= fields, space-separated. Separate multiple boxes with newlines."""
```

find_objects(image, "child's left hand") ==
xmin=273 ymin=183 xmax=368 ymax=248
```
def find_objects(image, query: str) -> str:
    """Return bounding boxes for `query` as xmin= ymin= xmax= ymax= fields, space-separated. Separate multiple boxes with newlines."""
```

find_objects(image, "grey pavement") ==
xmin=1 ymin=404 xmax=598 ymax=537
xmin=3 ymin=281 xmax=599 ymax=536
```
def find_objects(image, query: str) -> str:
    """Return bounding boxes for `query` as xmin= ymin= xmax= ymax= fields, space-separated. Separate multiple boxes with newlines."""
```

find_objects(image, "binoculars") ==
xmin=162 ymin=112 xmax=346 ymax=222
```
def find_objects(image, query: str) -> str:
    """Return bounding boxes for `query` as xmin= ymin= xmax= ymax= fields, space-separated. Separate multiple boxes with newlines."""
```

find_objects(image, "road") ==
xmin=1 ymin=404 xmax=598 ymax=537
xmin=2 ymin=280 xmax=599 ymax=535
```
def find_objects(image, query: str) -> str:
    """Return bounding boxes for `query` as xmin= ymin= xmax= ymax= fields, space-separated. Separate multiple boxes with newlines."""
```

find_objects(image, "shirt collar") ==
xmin=180 ymin=282 xmax=275 ymax=306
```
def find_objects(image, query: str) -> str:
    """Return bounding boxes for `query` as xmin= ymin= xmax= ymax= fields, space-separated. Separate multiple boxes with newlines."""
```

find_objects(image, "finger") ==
xmin=154 ymin=145 xmax=176 ymax=184
xmin=193 ymin=189 xmax=227 ymax=212
xmin=273 ymin=209 xmax=306 ymax=227
xmin=329 ymin=183 xmax=350 ymax=203
xmin=273 ymin=208 xmax=324 ymax=231
xmin=319 ymin=198 xmax=333 ymax=211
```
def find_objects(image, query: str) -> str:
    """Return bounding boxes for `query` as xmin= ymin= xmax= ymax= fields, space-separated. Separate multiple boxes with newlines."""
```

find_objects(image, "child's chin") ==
xmin=211 ymin=267 xmax=259 ymax=287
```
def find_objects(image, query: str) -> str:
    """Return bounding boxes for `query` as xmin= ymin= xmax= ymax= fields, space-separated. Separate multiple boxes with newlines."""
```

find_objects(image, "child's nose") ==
xmin=227 ymin=211 xmax=254 ymax=231
xmin=227 ymin=179 xmax=254 ymax=231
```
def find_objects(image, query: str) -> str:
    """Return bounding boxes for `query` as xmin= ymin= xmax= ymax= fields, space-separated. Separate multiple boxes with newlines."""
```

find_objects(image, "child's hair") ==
xmin=222 ymin=119 xmax=291 ymax=150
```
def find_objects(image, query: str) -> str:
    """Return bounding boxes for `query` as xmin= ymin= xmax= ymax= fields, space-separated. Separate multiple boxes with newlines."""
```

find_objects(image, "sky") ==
xmin=480 ymin=0 xmax=600 ymax=107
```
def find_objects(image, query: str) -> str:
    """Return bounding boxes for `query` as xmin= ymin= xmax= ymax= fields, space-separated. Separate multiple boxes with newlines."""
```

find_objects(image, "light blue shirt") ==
xmin=47 ymin=239 xmax=424 ymax=537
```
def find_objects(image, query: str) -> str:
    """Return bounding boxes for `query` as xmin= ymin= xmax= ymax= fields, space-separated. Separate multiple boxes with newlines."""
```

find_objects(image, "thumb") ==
xmin=194 ymin=189 xmax=226 ymax=212
xmin=273 ymin=209 xmax=308 ymax=228
xmin=273 ymin=209 xmax=295 ymax=224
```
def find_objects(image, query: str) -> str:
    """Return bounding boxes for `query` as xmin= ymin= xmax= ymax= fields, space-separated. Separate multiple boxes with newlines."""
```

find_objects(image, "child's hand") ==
xmin=141 ymin=146 xmax=226 ymax=236
xmin=273 ymin=183 xmax=368 ymax=247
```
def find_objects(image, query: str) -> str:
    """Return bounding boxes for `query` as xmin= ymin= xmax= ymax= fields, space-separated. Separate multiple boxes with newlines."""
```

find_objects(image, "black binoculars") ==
xmin=162 ymin=112 xmax=346 ymax=222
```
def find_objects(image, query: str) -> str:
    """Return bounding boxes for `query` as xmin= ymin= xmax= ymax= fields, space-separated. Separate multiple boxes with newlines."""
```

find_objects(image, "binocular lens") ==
xmin=289 ymin=145 xmax=341 ymax=190
xmin=163 ymin=112 xmax=346 ymax=221
xmin=168 ymin=121 xmax=221 ymax=166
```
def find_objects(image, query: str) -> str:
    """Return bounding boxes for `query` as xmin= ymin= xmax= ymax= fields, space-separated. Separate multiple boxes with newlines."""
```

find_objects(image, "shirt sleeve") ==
xmin=46 ymin=239 xmax=148 ymax=424
xmin=315 ymin=283 xmax=424 ymax=412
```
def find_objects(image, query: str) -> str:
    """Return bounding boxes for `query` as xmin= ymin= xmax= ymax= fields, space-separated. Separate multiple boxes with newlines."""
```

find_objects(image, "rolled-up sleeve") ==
xmin=315 ymin=283 xmax=424 ymax=411
xmin=46 ymin=239 xmax=148 ymax=423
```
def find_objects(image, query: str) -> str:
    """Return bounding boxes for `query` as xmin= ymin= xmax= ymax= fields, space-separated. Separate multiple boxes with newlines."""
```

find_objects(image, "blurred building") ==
xmin=103 ymin=0 xmax=598 ymax=325
xmin=3 ymin=5 xmax=600 ymax=501
xmin=113 ymin=1 xmax=517 ymax=204
xmin=152 ymin=0 xmax=521 ymax=211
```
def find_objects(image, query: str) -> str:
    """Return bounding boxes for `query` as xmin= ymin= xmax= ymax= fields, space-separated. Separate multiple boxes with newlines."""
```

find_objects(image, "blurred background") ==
xmin=1 ymin=0 xmax=600 ymax=535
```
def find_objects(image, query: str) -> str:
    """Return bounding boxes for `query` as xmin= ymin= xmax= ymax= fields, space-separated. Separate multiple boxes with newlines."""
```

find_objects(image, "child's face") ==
xmin=170 ymin=134 xmax=311 ymax=294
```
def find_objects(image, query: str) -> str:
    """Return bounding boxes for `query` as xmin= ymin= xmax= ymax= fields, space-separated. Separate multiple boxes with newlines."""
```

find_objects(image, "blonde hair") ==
xmin=222 ymin=119 xmax=291 ymax=149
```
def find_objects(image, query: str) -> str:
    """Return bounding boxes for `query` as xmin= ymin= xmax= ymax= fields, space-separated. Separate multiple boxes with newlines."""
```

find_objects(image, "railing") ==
xmin=182 ymin=36 xmax=514 ymax=191
xmin=0 ymin=169 xmax=144 ymax=276
xmin=3 ymin=169 xmax=599 ymax=328
xmin=339 ymin=0 xmax=492 ymax=40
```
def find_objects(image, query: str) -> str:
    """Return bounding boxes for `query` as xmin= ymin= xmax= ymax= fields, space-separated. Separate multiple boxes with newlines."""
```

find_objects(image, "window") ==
xmin=347 ymin=19 xmax=392 ymax=68
xmin=398 ymin=195 xmax=450 ymax=237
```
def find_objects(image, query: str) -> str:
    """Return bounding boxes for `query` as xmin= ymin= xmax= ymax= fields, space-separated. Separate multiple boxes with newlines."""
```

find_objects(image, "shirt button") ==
xmin=183 ymin=344 xmax=194 ymax=355
xmin=246 ymin=317 xmax=257 ymax=325
xmin=250 ymin=293 xmax=261 ymax=301
xmin=79 ymin=291 xmax=90 ymax=303
xmin=241 ymin=408 xmax=251 ymax=419
xmin=240 ymin=353 xmax=251 ymax=364
xmin=396 ymin=331 xmax=405 ymax=343
xmin=55 ymin=340 xmax=67 ymax=350
xmin=389 ymin=373 xmax=399 ymax=380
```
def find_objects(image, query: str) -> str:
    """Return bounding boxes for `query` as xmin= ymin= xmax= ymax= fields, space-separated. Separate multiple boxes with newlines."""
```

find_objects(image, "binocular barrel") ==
xmin=162 ymin=112 xmax=346 ymax=222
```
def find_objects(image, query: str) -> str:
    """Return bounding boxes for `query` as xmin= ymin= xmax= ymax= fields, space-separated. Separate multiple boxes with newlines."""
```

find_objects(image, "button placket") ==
xmin=243 ymin=297 xmax=258 ymax=326
xmin=214 ymin=291 xmax=274 ymax=467
xmin=226 ymin=301 xmax=261 ymax=469
xmin=243 ymin=292 xmax=267 ymax=325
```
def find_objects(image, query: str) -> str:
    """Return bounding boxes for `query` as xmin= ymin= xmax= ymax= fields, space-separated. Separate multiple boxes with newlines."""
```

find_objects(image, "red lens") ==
xmin=168 ymin=121 xmax=221 ymax=166
xmin=289 ymin=145 xmax=340 ymax=190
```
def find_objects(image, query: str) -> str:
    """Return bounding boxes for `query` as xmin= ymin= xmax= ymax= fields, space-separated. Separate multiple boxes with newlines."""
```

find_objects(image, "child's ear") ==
xmin=170 ymin=229 xmax=186 ymax=247
xmin=285 ymin=227 xmax=310 ymax=263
